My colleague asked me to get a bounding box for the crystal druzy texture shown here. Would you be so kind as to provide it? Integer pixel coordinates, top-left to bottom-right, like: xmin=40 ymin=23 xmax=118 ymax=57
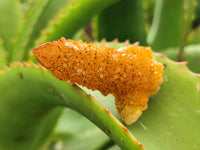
xmin=33 ymin=37 xmax=164 ymax=125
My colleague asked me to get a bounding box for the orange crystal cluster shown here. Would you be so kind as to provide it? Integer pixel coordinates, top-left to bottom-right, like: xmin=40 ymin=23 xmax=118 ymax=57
xmin=33 ymin=37 xmax=164 ymax=125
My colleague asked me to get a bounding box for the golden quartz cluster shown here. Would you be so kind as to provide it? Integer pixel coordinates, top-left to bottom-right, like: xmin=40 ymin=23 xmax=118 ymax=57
xmin=33 ymin=37 xmax=164 ymax=125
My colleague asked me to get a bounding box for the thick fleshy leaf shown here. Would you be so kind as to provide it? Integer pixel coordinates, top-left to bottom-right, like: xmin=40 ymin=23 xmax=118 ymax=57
xmin=0 ymin=0 xmax=22 ymax=52
xmin=90 ymin=41 xmax=200 ymax=149
xmin=147 ymin=0 xmax=196 ymax=51
xmin=9 ymin=0 xmax=51 ymax=62
xmin=24 ymin=0 xmax=70 ymax=60
xmin=95 ymin=0 xmax=147 ymax=45
xmin=36 ymin=0 xmax=120 ymax=44
xmin=0 ymin=39 xmax=7 ymax=69
xmin=187 ymin=26 xmax=200 ymax=45
xmin=2 ymin=40 xmax=200 ymax=150
xmin=82 ymin=56 xmax=200 ymax=149
xmin=0 ymin=63 xmax=142 ymax=150
xmin=129 ymin=54 xmax=200 ymax=150
xmin=163 ymin=45 xmax=200 ymax=73
xmin=40 ymin=109 xmax=111 ymax=150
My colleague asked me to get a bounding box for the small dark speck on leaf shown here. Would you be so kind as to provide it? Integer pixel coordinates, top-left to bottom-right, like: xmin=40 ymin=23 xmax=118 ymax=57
xmin=163 ymin=63 xmax=167 ymax=68
xmin=19 ymin=73 xmax=23 ymax=79
xmin=106 ymin=128 xmax=111 ymax=133
xmin=72 ymin=84 xmax=77 ymax=87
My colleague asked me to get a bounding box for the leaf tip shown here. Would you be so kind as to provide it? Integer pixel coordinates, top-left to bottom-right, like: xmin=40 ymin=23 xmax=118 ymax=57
xmin=101 ymin=38 xmax=106 ymax=43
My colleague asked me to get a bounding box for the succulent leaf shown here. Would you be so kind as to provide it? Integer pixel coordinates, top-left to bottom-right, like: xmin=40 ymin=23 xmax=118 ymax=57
xmin=148 ymin=0 xmax=196 ymax=51
xmin=0 ymin=63 xmax=64 ymax=150
xmin=36 ymin=0 xmax=120 ymax=44
xmin=128 ymin=54 xmax=200 ymax=150
xmin=95 ymin=0 xmax=147 ymax=45
xmin=40 ymin=109 xmax=111 ymax=150
xmin=0 ymin=39 xmax=7 ymax=69
xmin=187 ymin=26 xmax=200 ymax=45
xmin=1 ymin=39 xmax=200 ymax=149
xmin=24 ymin=0 xmax=70 ymax=60
xmin=0 ymin=0 xmax=22 ymax=52
xmin=163 ymin=45 xmax=200 ymax=73
xmin=9 ymin=0 xmax=51 ymax=62
xmin=92 ymin=41 xmax=200 ymax=149
xmin=0 ymin=62 xmax=143 ymax=150
xmin=0 ymin=0 xmax=200 ymax=149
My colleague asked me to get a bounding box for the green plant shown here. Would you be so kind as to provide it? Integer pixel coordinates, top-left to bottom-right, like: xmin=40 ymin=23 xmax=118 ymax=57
xmin=0 ymin=0 xmax=200 ymax=150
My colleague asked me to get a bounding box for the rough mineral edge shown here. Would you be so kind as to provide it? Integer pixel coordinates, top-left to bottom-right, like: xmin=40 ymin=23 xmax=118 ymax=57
xmin=32 ymin=37 xmax=164 ymax=125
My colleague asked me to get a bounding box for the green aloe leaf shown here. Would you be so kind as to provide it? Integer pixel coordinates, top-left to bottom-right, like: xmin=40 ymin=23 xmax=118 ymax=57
xmin=9 ymin=0 xmax=52 ymax=62
xmin=0 ymin=39 xmax=7 ymax=69
xmin=36 ymin=0 xmax=120 ymax=44
xmin=162 ymin=45 xmax=200 ymax=73
xmin=129 ymin=54 xmax=200 ymax=150
xmin=187 ymin=26 xmax=200 ymax=45
xmin=95 ymin=0 xmax=147 ymax=45
xmin=32 ymin=40 xmax=200 ymax=149
xmin=0 ymin=62 xmax=142 ymax=150
xmin=91 ymin=41 xmax=200 ymax=149
xmin=0 ymin=63 xmax=64 ymax=150
xmin=0 ymin=0 xmax=22 ymax=52
xmin=82 ymin=55 xmax=200 ymax=149
xmin=1 ymin=40 xmax=200 ymax=149
xmin=40 ymin=109 xmax=111 ymax=150
xmin=147 ymin=0 xmax=196 ymax=51
xmin=24 ymin=0 xmax=70 ymax=60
